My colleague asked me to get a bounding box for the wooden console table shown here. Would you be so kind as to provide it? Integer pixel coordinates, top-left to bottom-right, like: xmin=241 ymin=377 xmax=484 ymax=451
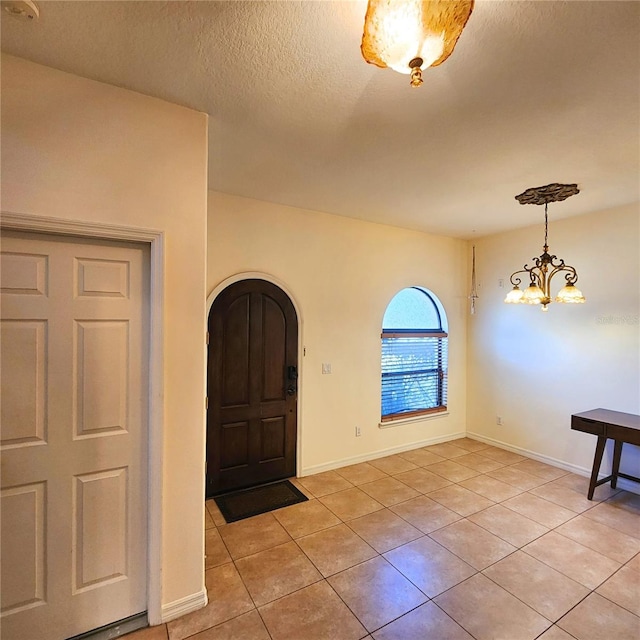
xmin=571 ymin=408 xmax=640 ymax=499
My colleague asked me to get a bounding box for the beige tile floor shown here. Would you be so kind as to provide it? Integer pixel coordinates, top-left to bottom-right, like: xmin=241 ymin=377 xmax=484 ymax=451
xmin=125 ymin=438 xmax=640 ymax=640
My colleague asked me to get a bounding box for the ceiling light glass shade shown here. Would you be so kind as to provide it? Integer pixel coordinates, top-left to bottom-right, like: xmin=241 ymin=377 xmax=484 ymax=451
xmin=555 ymin=284 xmax=586 ymax=304
xmin=504 ymin=286 xmax=524 ymax=304
xmin=361 ymin=0 xmax=474 ymax=85
xmin=522 ymin=285 xmax=545 ymax=305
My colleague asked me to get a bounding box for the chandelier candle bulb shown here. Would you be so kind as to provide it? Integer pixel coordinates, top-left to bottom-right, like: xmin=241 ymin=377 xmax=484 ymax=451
xmin=505 ymin=183 xmax=585 ymax=311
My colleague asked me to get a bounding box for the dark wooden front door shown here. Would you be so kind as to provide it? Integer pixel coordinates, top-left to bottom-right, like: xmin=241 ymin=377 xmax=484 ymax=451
xmin=206 ymin=279 xmax=298 ymax=496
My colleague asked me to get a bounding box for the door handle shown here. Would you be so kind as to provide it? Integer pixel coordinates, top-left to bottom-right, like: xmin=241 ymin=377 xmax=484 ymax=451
xmin=286 ymin=365 xmax=297 ymax=396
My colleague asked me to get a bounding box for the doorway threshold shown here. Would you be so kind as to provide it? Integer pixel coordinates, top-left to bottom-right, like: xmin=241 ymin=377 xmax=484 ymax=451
xmin=66 ymin=612 xmax=147 ymax=640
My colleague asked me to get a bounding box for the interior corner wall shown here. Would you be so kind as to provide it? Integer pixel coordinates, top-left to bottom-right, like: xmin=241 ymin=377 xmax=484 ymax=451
xmin=1 ymin=55 xmax=209 ymax=611
xmin=207 ymin=191 xmax=469 ymax=473
xmin=467 ymin=203 xmax=640 ymax=481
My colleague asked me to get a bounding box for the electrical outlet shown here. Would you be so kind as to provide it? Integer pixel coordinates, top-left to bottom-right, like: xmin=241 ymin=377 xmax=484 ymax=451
xmin=496 ymin=416 xmax=503 ymax=426
xmin=498 ymin=279 xmax=504 ymax=288
xmin=355 ymin=426 xmax=361 ymax=437
xmin=322 ymin=363 xmax=332 ymax=374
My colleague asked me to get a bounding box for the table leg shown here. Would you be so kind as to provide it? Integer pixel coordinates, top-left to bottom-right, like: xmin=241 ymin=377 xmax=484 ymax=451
xmin=611 ymin=440 xmax=623 ymax=489
xmin=588 ymin=436 xmax=607 ymax=500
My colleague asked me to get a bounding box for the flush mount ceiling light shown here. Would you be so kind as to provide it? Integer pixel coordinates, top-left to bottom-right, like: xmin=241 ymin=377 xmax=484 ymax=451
xmin=505 ymin=183 xmax=585 ymax=312
xmin=361 ymin=0 xmax=474 ymax=87
xmin=1 ymin=0 xmax=39 ymax=20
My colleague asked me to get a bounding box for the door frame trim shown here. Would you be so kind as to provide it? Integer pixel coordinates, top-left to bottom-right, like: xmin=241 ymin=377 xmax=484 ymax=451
xmin=0 ymin=211 xmax=164 ymax=626
xmin=207 ymin=272 xmax=303 ymax=479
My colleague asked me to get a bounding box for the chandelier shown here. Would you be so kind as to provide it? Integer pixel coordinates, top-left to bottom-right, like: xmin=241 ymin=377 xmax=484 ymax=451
xmin=504 ymin=183 xmax=585 ymax=311
xmin=361 ymin=0 xmax=474 ymax=87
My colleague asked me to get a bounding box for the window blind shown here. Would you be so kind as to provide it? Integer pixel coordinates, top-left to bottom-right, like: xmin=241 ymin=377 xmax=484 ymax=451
xmin=381 ymin=334 xmax=448 ymax=419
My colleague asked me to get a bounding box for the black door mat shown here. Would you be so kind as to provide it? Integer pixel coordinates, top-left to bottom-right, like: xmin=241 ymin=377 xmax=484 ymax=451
xmin=214 ymin=479 xmax=308 ymax=523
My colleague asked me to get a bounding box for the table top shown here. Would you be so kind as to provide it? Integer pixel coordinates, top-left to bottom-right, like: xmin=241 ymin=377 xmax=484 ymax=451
xmin=572 ymin=408 xmax=640 ymax=431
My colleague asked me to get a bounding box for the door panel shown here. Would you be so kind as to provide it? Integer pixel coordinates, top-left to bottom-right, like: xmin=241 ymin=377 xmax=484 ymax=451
xmin=221 ymin=294 xmax=251 ymax=408
xmin=73 ymin=468 xmax=128 ymax=592
xmin=75 ymin=320 xmax=129 ymax=436
xmin=261 ymin=295 xmax=286 ymax=402
xmin=220 ymin=421 xmax=250 ymax=470
xmin=0 ymin=482 xmax=46 ymax=615
xmin=0 ymin=251 xmax=48 ymax=295
xmin=260 ymin=417 xmax=286 ymax=461
xmin=0 ymin=231 xmax=148 ymax=640
xmin=207 ymin=279 xmax=298 ymax=496
xmin=0 ymin=320 xmax=47 ymax=447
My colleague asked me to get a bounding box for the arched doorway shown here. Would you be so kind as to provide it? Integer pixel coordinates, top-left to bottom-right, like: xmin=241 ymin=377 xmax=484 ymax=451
xmin=206 ymin=279 xmax=299 ymax=496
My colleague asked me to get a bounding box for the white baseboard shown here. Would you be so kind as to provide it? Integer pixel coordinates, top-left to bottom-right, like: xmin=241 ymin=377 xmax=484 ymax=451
xmin=301 ymin=431 xmax=466 ymax=477
xmin=466 ymin=431 xmax=640 ymax=495
xmin=299 ymin=429 xmax=639 ymax=494
xmin=465 ymin=431 xmax=589 ymax=474
xmin=161 ymin=589 xmax=208 ymax=623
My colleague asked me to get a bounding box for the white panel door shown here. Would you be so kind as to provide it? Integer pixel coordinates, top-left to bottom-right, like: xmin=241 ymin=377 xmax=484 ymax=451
xmin=1 ymin=231 xmax=148 ymax=640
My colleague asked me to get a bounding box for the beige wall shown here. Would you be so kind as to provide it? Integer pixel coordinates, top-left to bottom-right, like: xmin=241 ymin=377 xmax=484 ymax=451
xmin=467 ymin=203 xmax=640 ymax=480
xmin=208 ymin=191 xmax=469 ymax=473
xmin=1 ymin=55 xmax=208 ymax=612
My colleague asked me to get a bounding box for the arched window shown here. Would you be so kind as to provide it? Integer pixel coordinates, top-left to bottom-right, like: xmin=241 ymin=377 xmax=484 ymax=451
xmin=381 ymin=287 xmax=448 ymax=421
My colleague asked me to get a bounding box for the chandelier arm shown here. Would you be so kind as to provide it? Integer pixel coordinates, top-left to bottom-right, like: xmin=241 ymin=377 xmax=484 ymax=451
xmin=547 ymin=254 xmax=566 ymax=269
xmin=509 ymin=267 xmax=543 ymax=288
xmin=523 ymin=259 xmax=537 ymax=271
xmin=566 ymin=267 xmax=579 ymax=285
xmin=548 ymin=264 xmax=579 ymax=286
xmin=530 ymin=256 xmax=547 ymax=270
xmin=523 ymin=264 xmax=543 ymax=287
xmin=531 ymin=270 xmax=543 ymax=288
xmin=508 ymin=269 xmax=529 ymax=287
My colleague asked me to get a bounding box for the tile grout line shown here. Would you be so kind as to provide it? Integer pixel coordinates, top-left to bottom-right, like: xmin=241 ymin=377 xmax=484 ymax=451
xmin=195 ymin=449 xmax=638 ymax=640
xmin=591 ymin=551 xmax=640 ymax=618
xmin=206 ymin=507 xmax=282 ymax=639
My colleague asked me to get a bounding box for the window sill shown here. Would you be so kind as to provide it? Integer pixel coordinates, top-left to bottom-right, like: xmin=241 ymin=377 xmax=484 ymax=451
xmin=378 ymin=411 xmax=449 ymax=429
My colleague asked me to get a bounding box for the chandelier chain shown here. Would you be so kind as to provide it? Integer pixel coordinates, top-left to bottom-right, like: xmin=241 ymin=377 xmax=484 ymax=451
xmin=544 ymin=203 xmax=548 ymax=250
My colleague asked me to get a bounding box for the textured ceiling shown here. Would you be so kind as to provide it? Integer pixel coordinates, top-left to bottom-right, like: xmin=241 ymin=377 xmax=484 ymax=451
xmin=2 ymin=0 xmax=639 ymax=238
